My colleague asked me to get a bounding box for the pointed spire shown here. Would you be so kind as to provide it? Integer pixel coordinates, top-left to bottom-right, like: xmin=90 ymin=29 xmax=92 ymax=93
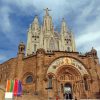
xmin=27 ymin=24 xmax=32 ymax=34
xmin=32 ymin=15 xmax=40 ymax=31
xmin=92 ymin=47 xmax=94 ymax=50
xmin=33 ymin=15 xmax=39 ymax=24
xmin=62 ymin=18 xmax=66 ymax=25
xmin=91 ymin=47 xmax=97 ymax=53
xmin=61 ymin=18 xmax=67 ymax=33
xmin=70 ymin=30 xmax=76 ymax=51
xmin=43 ymin=8 xmax=53 ymax=33
xmin=52 ymin=25 xmax=54 ymax=33
xmin=40 ymin=25 xmax=43 ymax=33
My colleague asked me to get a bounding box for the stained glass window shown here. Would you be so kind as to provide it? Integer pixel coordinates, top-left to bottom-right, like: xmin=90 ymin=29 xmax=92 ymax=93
xmin=26 ymin=76 xmax=33 ymax=83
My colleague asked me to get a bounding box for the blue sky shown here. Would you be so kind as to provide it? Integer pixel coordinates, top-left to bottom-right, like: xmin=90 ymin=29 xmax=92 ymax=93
xmin=0 ymin=0 xmax=100 ymax=63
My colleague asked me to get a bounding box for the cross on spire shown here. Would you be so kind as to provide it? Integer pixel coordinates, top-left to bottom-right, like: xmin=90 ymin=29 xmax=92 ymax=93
xmin=44 ymin=8 xmax=51 ymax=16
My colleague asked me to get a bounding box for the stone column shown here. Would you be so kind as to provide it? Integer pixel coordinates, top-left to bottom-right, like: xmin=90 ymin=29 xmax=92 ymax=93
xmin=36 ymin=49 xmax=45 ymax=95
xmin=16 ymin=42 xmax=25 ymax=80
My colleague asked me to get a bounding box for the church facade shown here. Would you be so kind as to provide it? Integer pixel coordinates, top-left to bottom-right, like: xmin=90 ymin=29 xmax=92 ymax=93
xmin=26 ymin=8 xmax=76 ymax=55
xmin=0 ymin=8 xmax=100 ymax=99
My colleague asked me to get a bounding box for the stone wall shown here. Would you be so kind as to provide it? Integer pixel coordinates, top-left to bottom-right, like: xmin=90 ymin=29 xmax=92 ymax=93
xmin=0 ymin=49 xmax=100 ymax=99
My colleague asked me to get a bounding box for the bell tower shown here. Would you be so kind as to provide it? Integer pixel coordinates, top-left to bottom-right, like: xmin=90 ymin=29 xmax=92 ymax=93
xmin=31 ymin=16 xmax=40 ymax=53
xmin=26 ymin=15 xmax=40 ymax=55
xmin=17 ymin=42 xmax=25 ymax=79
xmin=60 ymin=18 xmax=76 ymax=52
xmin=43 ymin=8 xmax=53 ymax=33
xmin=18 ymin=42 xmax=25 ymax=54
xmin=26 ymin=8 xmax=76 ymax=56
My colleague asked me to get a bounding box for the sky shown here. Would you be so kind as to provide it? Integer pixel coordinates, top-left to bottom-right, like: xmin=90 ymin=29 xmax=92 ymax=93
xmin=0 ymin=0 xmax=100 ymax=63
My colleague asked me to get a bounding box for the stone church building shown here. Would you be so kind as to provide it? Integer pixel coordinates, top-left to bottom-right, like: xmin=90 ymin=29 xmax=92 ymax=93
xmin=0 ymin=8 xmax=100 ymax=99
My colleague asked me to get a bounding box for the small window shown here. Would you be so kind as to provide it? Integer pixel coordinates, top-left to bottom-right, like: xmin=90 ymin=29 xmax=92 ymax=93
xmin=84 ymin=77 xmax=88 ymax=91
xmin=48 ymin=76 xmax=53 ymax=89
xmin=67 ymin=47 xmax=70 ymax=52
xmin=26 ymin=76 xmax=33 ymax=83
xmin=32 ymin=36 xmax=34 ymax=37
xmin=34 ymin=44 xmax=37 ymax=51
xmin=48 ymin=78 xmax=52 ymax=88
xmin=21 ymin=48 xmax=23 ymax=52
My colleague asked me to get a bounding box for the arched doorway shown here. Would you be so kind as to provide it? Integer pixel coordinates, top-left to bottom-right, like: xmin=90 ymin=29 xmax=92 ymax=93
xmin=64 ymin=83 xmax=72 ymax=99
xmin=47 ymin=57 xmax=89 ymax=99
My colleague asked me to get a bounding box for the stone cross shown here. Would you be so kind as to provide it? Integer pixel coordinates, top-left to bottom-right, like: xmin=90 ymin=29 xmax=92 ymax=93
xmin=44 ymin=8 xmax=51 ymax=16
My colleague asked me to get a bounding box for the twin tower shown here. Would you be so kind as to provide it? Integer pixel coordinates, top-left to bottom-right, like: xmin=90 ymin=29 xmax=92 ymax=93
xmin=26 ymin=8 xmax=76 ymax=55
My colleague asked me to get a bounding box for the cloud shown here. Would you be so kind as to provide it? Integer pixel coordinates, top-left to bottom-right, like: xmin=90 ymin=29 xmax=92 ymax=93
xmin=2 ymin=0 xmax=89 ymax=21
xmin=0 ymin=5 xmax=19 ymax=43
xmin=0 ymin=5 xmax=12 ymax=33
xmin=75 ymin=2 xmax=100 ymax=59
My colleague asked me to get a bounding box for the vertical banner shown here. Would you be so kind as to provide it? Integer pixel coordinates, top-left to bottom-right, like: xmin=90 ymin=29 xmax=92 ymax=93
xmin=5 ymin=79 xmax=22 ymax=99
xmin=6 ymin=80 xmax=10 ymax=92
xmin=13 ymin=80 xmax=18 ymax=96
xmin=17 ymin=80 xmax=22 ymax=96
xmin=5 ymin=80 xmax=13 ymax=100
xmin=10 ymin=80 xmax=14 ymax=92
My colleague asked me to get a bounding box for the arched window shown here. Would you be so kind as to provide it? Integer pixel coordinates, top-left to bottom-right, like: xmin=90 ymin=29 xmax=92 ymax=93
xmin=84 ymin=77 xmax=88 ymax=91
xmin=48 ymin=75 xmax=53 ymax=89
xmin=34 ymin=44 xmax=37 ymax=51
xmin=26 ymin=76 xmax=33 ymax=83
xmin=57 ymin=41 xmax=59 ymax=50
xmin=67 ymin=47 xmax=70 ymax=52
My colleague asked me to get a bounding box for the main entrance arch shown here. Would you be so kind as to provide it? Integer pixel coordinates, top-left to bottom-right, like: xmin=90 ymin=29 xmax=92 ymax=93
xmin=47 ymin=57 xmax=89 ymax=99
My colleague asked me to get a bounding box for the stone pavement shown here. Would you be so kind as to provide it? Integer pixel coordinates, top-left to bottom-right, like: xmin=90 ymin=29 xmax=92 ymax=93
xmin=14 ymin=94 xmax=47 ymax=100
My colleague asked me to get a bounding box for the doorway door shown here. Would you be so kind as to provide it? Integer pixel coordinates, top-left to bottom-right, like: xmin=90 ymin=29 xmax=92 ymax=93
xmin=64 ymin=83 xmax=73 ymax=99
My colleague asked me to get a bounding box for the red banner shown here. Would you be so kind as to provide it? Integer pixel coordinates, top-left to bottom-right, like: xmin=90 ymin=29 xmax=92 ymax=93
xmin=13 ymin=80 xmax=18 ymax=96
